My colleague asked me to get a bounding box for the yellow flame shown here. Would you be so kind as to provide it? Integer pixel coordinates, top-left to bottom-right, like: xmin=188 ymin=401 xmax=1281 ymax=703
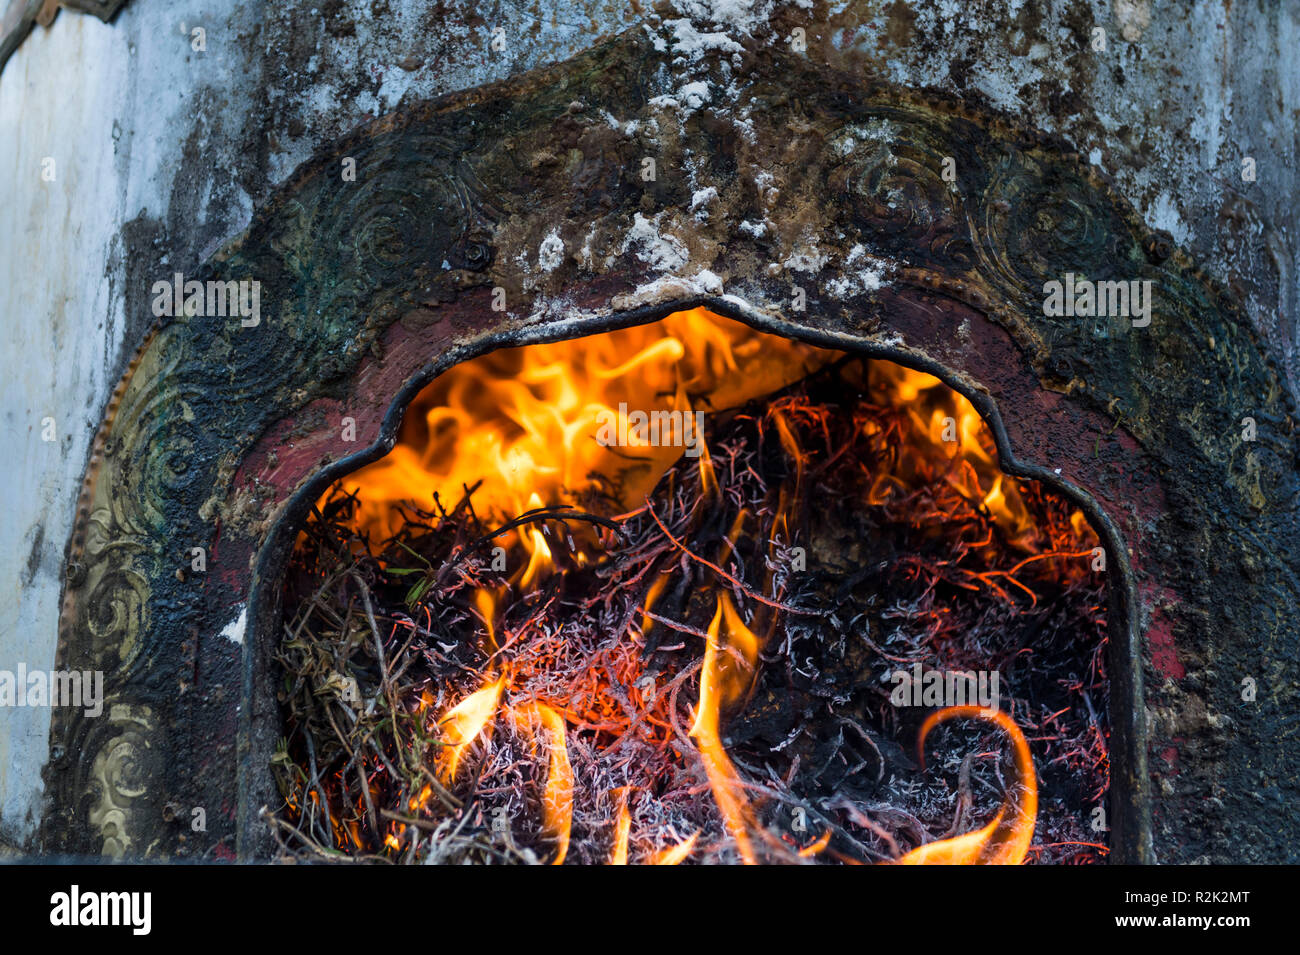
xmin=690 ymin=593 xmax=762 ymax=864
xmin=409 ymin=783 xmax=433 ymax=813
xmin=511 ymin=701 xmax=573 ymax=865
xmin=894 ymin=706 xmax=1038 ymax=865
xmin=436 ymin=674 xmax=506 ymax=783
xmin=334 ymin=308 xmax=1055 ymax=581
xmin=518 ymin=492 xmax=555 ymax=588
xmin=474 ymin=588 xmax=500 ymax=651
xmin=866 ymin=361 xmax=1034 ymax=540
xmin=340 ymin=309 xmax=835 ymax=560
xmin=651 ymin=831 xmax=699 ymax=865
xmin=609 ymin=792 xmax=632 ymax=866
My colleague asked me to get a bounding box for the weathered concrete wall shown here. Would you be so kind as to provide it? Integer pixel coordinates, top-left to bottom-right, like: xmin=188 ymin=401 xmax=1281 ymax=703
xmin=1 ymin=0 xmax=1296 ymax=852
xmin=812 ymin=0 xmax=1299 ymax=397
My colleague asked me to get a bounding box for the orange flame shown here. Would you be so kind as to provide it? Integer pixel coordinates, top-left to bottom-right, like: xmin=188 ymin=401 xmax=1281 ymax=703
xmin=650 ymin=831 xmax=699 ymax=865
xmin=798 ymin=830 xmax=833 ymax=858
xmin=342 ymin=309 xmax=835 ymax=563
xmin=867 ymin=362 xmax=1036 ymax=542
xmin=511 ymin=701 xmax=573 ymax=865
xmin=609 ymin=790 xmax=632 ymax=865
xmin=436 ymin=674 xmax=506 ymax=783
xmin=339 ymin=308 xmax=1079 ymax=586
xmin=690 ymin=593 xmax=763 ymax=864
xmin=894 ymin=706 xmax=1038 ymax=865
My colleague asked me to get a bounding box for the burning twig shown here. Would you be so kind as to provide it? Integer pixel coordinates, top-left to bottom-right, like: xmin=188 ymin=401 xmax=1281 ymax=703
xmin=272 ymin=345 xmax=1107 ymax=865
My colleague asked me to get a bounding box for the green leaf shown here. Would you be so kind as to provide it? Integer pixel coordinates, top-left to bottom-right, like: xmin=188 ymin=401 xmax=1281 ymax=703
xmin=406 ymin=577 xmax=432 ymax=606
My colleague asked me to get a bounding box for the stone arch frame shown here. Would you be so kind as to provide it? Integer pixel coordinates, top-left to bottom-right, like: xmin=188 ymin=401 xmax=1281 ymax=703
xmin=46 ymin=25 xmax=1297 ymax=863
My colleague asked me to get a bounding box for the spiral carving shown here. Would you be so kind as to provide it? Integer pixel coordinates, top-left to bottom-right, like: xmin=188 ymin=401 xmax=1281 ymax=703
xmin=82 ymin=560 xmax=150 ymax=676
xmin=827 ymin=117 xmax=974 ymax=272
xmin=301 ymin=132 xmax=490 ymax=322
xmin=84 ymin=708 xmax=157 ymax=859
xmin=975 ymin=154 xmax=1131 ymax=302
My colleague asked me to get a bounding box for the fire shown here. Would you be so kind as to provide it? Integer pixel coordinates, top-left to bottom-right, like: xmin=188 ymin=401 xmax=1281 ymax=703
xmin=510 ymin=701 xmax=573 ymax=865
xmin=689 ymin=593 xmax=763 ymax=864
xmin=650 ymin=832 xmax=699 ymax=865
xmin=518 ymin=492 xmax=555 ymax=589
xmin=868 ymin=362 xmax=1035 ymax=542
xmin=342 ymin=309 xmax=835 ymax=559
xmin=344 ymin=309 xmax=1047 ymax=574
xmin=437 ymin=674 xmax=506 ymax=783
xmin=895 ymin=706 xmax=1038 ymax=865
xmin=289 ymin=307 xmax=1099 ymax=864
xmin=609 ymin=792 xmax=632 ymax=865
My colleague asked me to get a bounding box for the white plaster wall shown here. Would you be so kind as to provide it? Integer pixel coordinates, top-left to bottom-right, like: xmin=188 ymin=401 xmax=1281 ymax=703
xmin=0 ymin=13 xmax=143 ymax=847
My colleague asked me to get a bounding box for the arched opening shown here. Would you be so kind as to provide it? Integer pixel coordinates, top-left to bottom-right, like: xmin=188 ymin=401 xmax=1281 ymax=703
xmin=267 ymin=308 xmax=1112 ymax=864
